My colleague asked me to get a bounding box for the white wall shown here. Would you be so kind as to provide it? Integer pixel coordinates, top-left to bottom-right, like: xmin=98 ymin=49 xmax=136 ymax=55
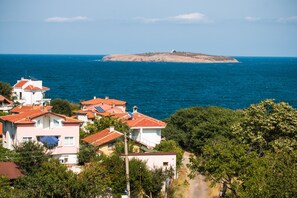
xmin=127 ymin=154 xmax=177 ymax=179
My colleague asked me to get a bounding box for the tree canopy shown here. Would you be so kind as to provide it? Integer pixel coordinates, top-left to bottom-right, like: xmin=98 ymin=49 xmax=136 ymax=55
xmin=162 ymin=106 xmax=242 ymax=154
xmin=0 ymin=81 xmax=12 ymax=100
xmin=50 ymin=98 xmax=72 ymax=116
xmin=189 ymin=100 xmax=297 ymax=197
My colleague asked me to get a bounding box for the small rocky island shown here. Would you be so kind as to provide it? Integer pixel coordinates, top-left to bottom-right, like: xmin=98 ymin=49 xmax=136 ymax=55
xmin=102 ymin=51 xmax=238 ymax=63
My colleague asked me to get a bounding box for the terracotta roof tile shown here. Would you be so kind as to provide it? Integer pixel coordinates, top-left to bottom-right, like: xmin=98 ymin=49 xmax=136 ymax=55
xmin=83 ymin=128 xmax=123 ymax=147
xmin=0 ymin=123 xmax=2 ymax=136
xmin=0 ymin=95 xmax=13 ymax=105
xmin=14 ymin=80 xmax=28 ymax=88
xmin=24 ymin=85 xmax=42 ymax=91
xmin=1 ymin=110 xmax=81 ymax=125
xmin=81 ymin=98 xmax=126 ymax=106
xmin=124 ymin=113 xmax=166 ymax=128
xmin=10 ymin=105 xmax=52 ymax=113
xmin=0 ymin=162 xmax=24 ymax=179
xmin=42 ymin=86 xmax=50 ymax=91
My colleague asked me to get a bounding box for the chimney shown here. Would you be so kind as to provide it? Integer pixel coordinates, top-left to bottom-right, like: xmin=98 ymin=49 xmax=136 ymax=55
xmin=109 ymin=126 xmax=114 ymax=132
xmin=133 ymin=106 xmax=138 ymax=113
xmin=94 ymin=96 xmax=96 ymax=99
xmin=105 ymin=96 xmax=109 ymax=100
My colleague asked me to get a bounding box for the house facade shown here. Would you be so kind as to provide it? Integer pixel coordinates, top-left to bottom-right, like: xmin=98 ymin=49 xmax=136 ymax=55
xmin=123 ymin=107 xmax=167 ymax=148
xmin=1 ymin=110 xmax=81 ymax=164
xmin=82 ymin=126 xmax=124 ymax=156
xmin=126 ymin=152 xmax=177 ymax=179
xmin=0 ymin=95 xmax=13 ymax=113
xmin=13 ymin=77 xmax=50 ymax=106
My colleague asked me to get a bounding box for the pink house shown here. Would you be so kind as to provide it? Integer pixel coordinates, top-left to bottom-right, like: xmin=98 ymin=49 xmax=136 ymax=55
xmin=0 ymin=110 xmax=81 ymax=164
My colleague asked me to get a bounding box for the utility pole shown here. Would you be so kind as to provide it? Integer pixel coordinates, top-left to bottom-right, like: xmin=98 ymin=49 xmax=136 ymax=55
xmin=124 ymin=132 xmax=131 ymax=198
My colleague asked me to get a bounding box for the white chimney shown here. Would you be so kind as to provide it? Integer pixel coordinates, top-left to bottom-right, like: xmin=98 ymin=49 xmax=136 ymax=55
xmin=94 ymin=96 xmax=96 ymax=99
xmin=105 ymin=96 xmax=109 ymax=99
xmin=109 ymin=126 xmax=114 ymax=132
xmin=133 ymin=106 xmax=138 ymax=113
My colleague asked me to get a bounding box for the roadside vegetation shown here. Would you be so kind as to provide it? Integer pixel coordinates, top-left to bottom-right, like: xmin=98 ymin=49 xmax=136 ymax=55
xmin=163 ymin=100 xmax=297 ymax=197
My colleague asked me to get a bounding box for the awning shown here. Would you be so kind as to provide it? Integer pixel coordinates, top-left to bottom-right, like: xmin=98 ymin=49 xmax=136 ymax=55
xmin=40 ymin=136 xmax=59 ymax=147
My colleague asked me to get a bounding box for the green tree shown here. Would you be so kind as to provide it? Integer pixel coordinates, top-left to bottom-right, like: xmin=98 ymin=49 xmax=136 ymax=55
xmin=84 ymin=116 xmax=129 ymax=135
xmin=14 ymin=141 xmax=50 ymax=173
xmin=74 ymin=160 xmax=112 ymax=198
xmin=189 ymin=136 xmax=252 ymax=197
xmin=240 ymin=149 xmax=297 ymax=198
xmin=0 ymin=81 xmax=12 ymax=100
xmin=0 ymin=176 xmax=28 ymax=198
xmin=163 ymin=106 xmax=242 ymax=154
xmin=129 ymin=158 xmax=168 ymax=198
xmin=155 ymin=140 xmax=184 ymax=168
xmin=78 ymin=142 xmax=97 ymax=165
xmin=15 ymin=160 xmax=75 ymax=198
xmin=233 ymin=99 xmax=297 ymax=154
xmin=50 ymin=98 xmax=72 ymax=116
xmin=0 ymin=145 xmax=16 ymax=161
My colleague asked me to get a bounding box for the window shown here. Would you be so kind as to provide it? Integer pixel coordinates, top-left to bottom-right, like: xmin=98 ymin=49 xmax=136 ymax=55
xmin=22 ymin=137 xmax=33 ymax=143
xmin=163 ymin=162 xmax=169 ymax=167
xmin=53 ymin=119 xmax=60 ymax=127
xmin=64 ymin=137 xmax=74 ymax=146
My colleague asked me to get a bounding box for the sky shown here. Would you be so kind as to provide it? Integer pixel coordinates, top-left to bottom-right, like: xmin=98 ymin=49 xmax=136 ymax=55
xmin=0 ymin=0 xmax=296 ymax=56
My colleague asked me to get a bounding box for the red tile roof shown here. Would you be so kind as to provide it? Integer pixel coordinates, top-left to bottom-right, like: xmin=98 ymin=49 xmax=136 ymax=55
xmin=24 ymin=85 xmax=42 ymax=91
xmin=124 ymin=113 xmax=166 ymax=128
xmin=81 ymin=98 xmax=126 ymax=106
xmin=1 ymin=110 xmax=81 ymax=125
xmin=0 ymin=123 xmax=2 ymax=136
xmin=83 ymin=128 xmax=123 ymax=147
xmin=14 ymin=80 xmax=28 ymax=88
xmin=0 ymin=95 xmax=13 ymax=105
xmin=10 ymin=105 xmax=52 ymax=113
xmin=0 ymin=162 xmax=24 ymax=179
xmin=42 ymin=86 xmax=50 ymax=91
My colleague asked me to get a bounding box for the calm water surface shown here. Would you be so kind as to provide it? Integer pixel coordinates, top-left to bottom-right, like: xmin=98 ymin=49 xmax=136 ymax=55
xmin=0 ymin=55 xmax=297 ymax=119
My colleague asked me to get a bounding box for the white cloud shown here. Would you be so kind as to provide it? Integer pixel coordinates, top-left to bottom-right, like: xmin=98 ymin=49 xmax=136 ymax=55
xmin=135 ymin=12 xmax=212 ymax=24
xmin=170 ymin=12 xmax=210 ymax=23
xmin=245 ymin=16 xmax=261 ymax=22
xmin=277 ymin=16 xmax=297 ymax=23
xmin=45 ymin=16 xmax=90 ymax=23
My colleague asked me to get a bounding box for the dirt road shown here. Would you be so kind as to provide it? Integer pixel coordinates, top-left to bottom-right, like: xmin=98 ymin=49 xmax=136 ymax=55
xmin=183 ymin=152 xmax=209 ymax=198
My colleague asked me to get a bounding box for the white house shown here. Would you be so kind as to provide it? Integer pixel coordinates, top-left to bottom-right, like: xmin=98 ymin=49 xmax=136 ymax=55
xmin=13 ymin=77 xmax=51 ymax=106
xmin=125 ymin=152 xmax=177 ymax=179
xmin=122 ymin=107 xmax=167 ymax=148
xmin=0 ymin=95 xmax=13 ymax=113
xmin=0 ymin=110 xmax=81 ymax=164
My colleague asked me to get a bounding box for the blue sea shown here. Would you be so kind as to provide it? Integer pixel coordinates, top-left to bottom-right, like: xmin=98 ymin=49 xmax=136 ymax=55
xmin=0 ymin=55 xmax=297 ymax=119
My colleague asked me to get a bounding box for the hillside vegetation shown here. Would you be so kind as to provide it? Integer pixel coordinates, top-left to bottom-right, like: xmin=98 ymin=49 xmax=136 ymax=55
xmin=163 ymin=100 xmax=297 ymax=197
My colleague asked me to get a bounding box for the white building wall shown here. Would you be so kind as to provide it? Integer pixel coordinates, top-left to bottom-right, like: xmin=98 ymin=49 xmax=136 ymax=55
xmin=128 ymin=154 xmax=177 ymax=179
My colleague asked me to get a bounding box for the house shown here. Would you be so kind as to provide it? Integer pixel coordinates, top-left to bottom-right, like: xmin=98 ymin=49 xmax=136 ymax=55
xmin=81 ymin=96 xmax=127 ymax=112
xmin=82 ymin=126 xmax=124 ymax=156
xmin=76 ymin=96 xmax=127 ymax=127
xmin=0 ymin=95 xmax=13 ymax=112
xmin=120 ymin=107 xmax=166 ymax=148
xmin=13 ymin=77 xmax=50 ymax=106
xmin=0 ymin=162 xmax=23 ymax=180
xmin=10 ymin=104 xmax=52 ymax=114
xmin=125 ymin=152 xmax=177 ymax=179
xmin=0 ymin=110 xmax=81 ymax=164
